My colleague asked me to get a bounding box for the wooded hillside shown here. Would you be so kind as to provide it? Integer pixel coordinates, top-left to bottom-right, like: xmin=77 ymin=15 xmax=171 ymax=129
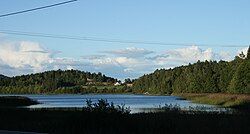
xmin=0 ymin=70 xmax=117 ymax=94
xmin=132 ymin=47 xmax=250 ymax=94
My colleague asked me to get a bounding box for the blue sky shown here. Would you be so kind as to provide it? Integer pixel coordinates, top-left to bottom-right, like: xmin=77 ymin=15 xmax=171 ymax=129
xmin=0 ymin=0 xmax=249 ymax=79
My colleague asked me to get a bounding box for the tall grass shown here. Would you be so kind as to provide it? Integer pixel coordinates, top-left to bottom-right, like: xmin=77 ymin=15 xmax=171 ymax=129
xmin=176 ymin=93 xmax=250 ymax=111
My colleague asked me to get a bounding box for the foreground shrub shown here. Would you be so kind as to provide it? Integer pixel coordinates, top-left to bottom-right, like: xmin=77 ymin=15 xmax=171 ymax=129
xmin=83 ymin=99 xmax=130 ymax=114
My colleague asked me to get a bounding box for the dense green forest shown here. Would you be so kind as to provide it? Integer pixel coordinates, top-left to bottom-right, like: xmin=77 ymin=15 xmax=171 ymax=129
xmin=0 ymin=70 xmax=131 ymax=94
xmin=132 ymin=47 xmax=250 ymax=94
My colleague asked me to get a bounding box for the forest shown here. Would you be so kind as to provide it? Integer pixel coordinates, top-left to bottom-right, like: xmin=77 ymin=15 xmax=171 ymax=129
xmin=132 ymin=46 xmax=250 ymax=94
xmin=0 ymin=70 xmax=128 ymax=94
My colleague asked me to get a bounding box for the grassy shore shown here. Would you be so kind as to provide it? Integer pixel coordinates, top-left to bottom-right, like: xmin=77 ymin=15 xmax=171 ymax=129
xmin=175 ymin=93 xmax=250 ymax=110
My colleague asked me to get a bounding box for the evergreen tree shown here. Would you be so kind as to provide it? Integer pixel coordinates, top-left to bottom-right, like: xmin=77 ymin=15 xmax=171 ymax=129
xmin=247 ymin=46 xmax=250 ymax=59
xmin=229 ymin=60 xmax=250 ymax=93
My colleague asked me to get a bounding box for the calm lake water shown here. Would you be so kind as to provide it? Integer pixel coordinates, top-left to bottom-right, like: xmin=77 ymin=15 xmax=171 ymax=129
xmin=4 ymin=94 xmax=225 ymax=113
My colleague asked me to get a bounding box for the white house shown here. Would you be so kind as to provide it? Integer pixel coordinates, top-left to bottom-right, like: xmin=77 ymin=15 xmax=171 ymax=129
xmin=114 ymin=82 xmax=121 ymax=86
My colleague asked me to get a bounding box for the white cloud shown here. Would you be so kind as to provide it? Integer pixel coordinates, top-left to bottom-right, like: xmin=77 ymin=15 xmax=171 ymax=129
xmin=163 ymin=46 xmax=213 ymax=62
xmin=149 ymin=46 xmax=234 ymax=68
xmin=80 ymin=52 xmax=153 ymax=79
xmin=66 ymin=65 xmax=74 ymax=70
xmin=0 ymin=41 xmax=52 ymax=74
xmin=237 ymin=47 xmax=248 ymax=56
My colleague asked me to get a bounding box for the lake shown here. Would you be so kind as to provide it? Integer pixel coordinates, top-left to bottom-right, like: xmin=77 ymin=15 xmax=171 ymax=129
xmin=3 ymin=94 xmax=225 ymax=113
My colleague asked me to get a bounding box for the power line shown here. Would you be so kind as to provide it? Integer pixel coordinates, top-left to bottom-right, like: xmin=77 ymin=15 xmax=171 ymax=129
xmin=0 ymin=0 xmax=77 ymax=18
xmin=0 ymin=30 xmax=247 ymax=48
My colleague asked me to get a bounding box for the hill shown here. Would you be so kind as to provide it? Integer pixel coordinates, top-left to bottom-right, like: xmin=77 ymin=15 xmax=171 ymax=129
xmin=132 ymin=47 xmax=250 ymax=94
xmin=0 ymin=70 xmax=120 ymax=94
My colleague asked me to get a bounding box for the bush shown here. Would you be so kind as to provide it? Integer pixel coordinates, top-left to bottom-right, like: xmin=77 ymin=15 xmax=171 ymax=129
xmin=83 ymin=99 xmax=130 ymax=114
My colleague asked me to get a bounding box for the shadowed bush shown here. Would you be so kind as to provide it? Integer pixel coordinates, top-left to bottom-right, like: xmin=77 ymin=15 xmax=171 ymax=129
xmin=83 ymin=99 xmax=130 ymax=114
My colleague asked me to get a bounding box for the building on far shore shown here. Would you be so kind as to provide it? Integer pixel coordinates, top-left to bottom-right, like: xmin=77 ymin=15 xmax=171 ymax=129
xmin=114 ymin=82 xmax=121 ymax=86
xmin=126 ymin=83 xmax=133 ymax=87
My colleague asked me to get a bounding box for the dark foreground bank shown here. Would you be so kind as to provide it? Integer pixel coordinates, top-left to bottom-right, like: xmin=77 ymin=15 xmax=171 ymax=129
xmin=0 ymin=96 xmax=39 ymax=108
xmin=0 ymin=108 xmax=249 ymax=134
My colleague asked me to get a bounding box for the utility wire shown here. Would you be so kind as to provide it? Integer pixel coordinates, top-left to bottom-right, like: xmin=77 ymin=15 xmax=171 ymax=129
xmin=0 ymin=30 xmax=247 ymax=48
xmin=0 ymin=0 xmax=77 ymax=18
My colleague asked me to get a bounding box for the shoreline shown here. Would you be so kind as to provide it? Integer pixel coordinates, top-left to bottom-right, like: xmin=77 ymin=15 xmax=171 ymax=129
xmin=0 ymin=96 xmax=39 ymax=108
xmin=173 ymin=93 xmax=250 ymax=110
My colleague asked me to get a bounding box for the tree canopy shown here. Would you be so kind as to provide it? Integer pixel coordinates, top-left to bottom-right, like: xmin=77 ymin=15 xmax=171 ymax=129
xmin=133 ymin=46 xmax=250 ymax=94
xmin=0 ymin=70 xmax=119 ymax=94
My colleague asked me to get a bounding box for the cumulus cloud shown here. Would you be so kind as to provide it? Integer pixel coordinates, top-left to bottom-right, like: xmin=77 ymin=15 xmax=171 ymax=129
xmin=0 ymin=41 xmax=91 ymax=76
xmin=81 ymin=48 xmax=156 ymax=79
xmin=0 ymin=41 xmax=52 ymax=74
xmin=237 ymin=47 xmax=248 ymax=56
xmin=149 ymin=46 xmax=234 ymax=67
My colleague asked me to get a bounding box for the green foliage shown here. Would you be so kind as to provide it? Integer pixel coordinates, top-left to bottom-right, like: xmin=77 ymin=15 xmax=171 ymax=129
xmin=133 ymin=48 xmax=250 ymax=94
xmin=84 ymin=99 xmax=130 ymax=114
xmin=229 ymin=60 xmax=250 ymax=93
xmin=247 ymin=45 xmax=250 ymax=60
xmin=0 ymin=70 xmax=118 ymax=94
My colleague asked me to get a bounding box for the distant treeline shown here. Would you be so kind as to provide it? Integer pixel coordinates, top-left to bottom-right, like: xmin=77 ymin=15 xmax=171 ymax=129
xmin=132 ymin=47 xmax=250 ymax=94
xmin=0 ymin=70 xmax=127 ymax=94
